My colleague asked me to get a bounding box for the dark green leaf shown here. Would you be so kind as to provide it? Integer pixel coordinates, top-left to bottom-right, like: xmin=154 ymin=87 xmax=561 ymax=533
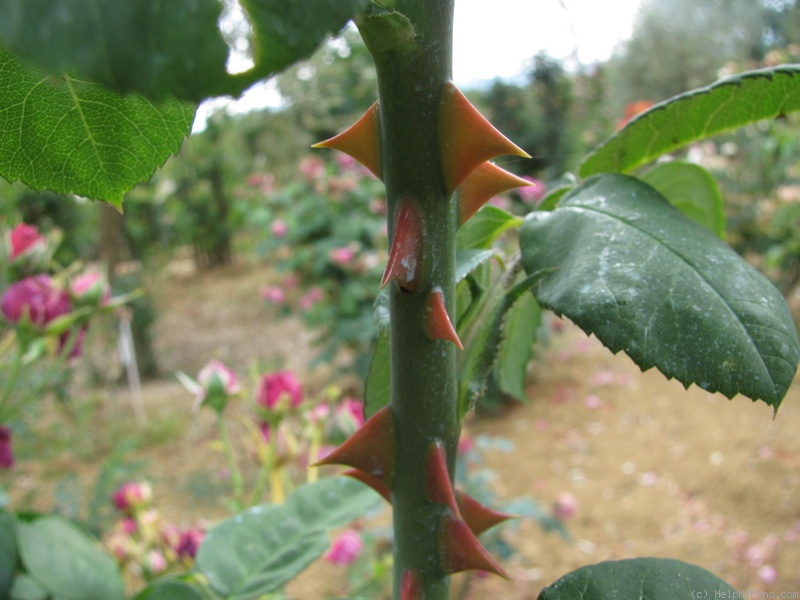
xmin=0 ymin=0 xmax=368 ymax=102
xmin=537 ymin=185 xmax=572 ymax=211
xmin=17 ymin=515 xmax=125 ymax=600
xmin=0 ymin=509 xmax=17 ymax=598
xmin=0 ymin=47 xmax=194 ymax=207
xmin=581 ymin=65 xmax=800 ymax=176
xmin=196 ymin=478 xmax=381 ymax=599
xmin=538 ymin=558 xmax=735 ymax=600
xmin=520 ymin=174 xmax=800 ymax=408
xmin=643 ymin=161 xmax=725 ymax=238
xmin=364 ymin=329 xmax=390 ymax=418
xmin=496 ymin=293 xmax=541 ymax=401
xmin=456 ymin=206 xmax=522 ymax=250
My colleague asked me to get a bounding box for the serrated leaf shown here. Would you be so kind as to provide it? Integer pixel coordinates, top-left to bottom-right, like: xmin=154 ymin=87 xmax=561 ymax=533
xmin=0 ymin=0 xmax=368 ymax=102
xmin=196 ymin=478 xmax=380 ymax=598
xmin=642 ymin=161 xmax=725 ymax=238
xmin=456 ymin=205 xmax=522 ymax=250
xmin=538 ymin=558 xmax=735 ymax=600
xmin=0 ymin=47 xmax=194 ymax=206
xmin=496 ymin=293 xmax=541 ymax=401
xmin=520 ymin=173 xmax=800 ymax=408
xmin=16 ymin=515 xmax=125 ymax=600
xmin=581 ymin=65 xmax=800 ymax=177
xmin=456 ymin=249 xmax=495 ymax=282
xmin=364 ymin=329 xmax=390 ymax=418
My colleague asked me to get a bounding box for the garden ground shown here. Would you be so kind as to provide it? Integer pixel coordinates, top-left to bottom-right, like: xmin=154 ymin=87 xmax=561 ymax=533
xmin=10 ymin=261 xmax=800 ymax=598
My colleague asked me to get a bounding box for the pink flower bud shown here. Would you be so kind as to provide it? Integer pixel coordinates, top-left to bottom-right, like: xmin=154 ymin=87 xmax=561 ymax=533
xmin=8 ymin=224 xmax=46 ymax=260
xmin=257 ymin=371 xmax=303 ymax=410
xmin=260 ymin=285 xmax=286 ymax=305
xmin=329 ymin=246 xmax=356 ymax=266
xmin=271 ymin=219 xmax=288 ymax=238
xmin=0 ymin=426 xmax=14 ymax=469
xmin=298 ymin=287 xmax=324 ymax=312
xmin=146 ymin=549 xmax=168 ymax=575
xmin=111 ymin=481 xmax=153 ymax=514
xmin=336 ymin=398 xmax=365 ymax=430
xmin=757 ymin=564 xmax=778 ymax=584
xmin=1 ymin=275 xmax=71 ymax=329
xmin=553 ymin=492 xmax=577 ymax=521
xmin=70 ymin=270 xmax=110 ymax=307
xmin=193 ymin=360 xmax=240 ymax=414
xmin=325 ymin=529 xmax=363 ymax=566
xmin=175 ymin=527 xmax=205 ymax=559
xmin=517 ymin=176 xmax=547 ymax=203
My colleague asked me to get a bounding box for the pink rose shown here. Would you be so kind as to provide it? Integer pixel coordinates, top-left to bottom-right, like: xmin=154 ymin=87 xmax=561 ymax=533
xmin=70 ymin=270 xmax=111 ymax=307
xmin=9 ymin=223 xmax=46 ymax=260
xmin=325 ymin=529 xmax=363 ymax=566
xmin=336 ymin=398 xmax=365 ymax=429
xmin=111 ymin=481 xmax=153 ymax=514
xmin=329 ymin=246 xmax=356 ymax=266
xmin=260 ymin=285 xmax=286 ymax=305
xmin=257 ymin=371 xmax=303 ymax=410
xmin=1 ymin=275 xmax=71 ymax=329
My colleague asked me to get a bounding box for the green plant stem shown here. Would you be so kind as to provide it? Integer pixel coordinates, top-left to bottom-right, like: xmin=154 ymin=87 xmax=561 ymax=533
xmin=217 ymin=414 xmax=245 ymax=511
xmin=362 ymin=1 xmax=458 ymax=597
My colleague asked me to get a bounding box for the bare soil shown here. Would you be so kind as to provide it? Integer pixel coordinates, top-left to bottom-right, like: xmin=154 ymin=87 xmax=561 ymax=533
xmin=9 ymin=261 xmax=800 ymax=598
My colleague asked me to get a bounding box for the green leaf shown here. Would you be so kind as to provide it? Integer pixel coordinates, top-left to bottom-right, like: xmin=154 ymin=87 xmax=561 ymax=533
xmin=0 ymin=509 xmax=17 ymax=598
xmin=9 ymin=574 xmax=48 ymax=600
xmin=131 ymin=578 xmax=203 ymax=600
xmin=0 ymin=47 xmax=194 ymax=207
xmin=538 ymin=558 xmax=735 ymax=599
xmin=537 ymin=185 xmax=573 ymax=212
xmin=364 ymin=329 xmax=390 ymax=418
xmin=642 ymin=161 xmax=725 ymax=238
xmin=16 ymin=515 xmax=125 ymax=600
xmin=580 ymin=65 xmax=800 ymax=177
xmin=0 ymin=0 xmax=368 ymax=103
xmin=496 ymin=293 xmax=541 ymax=401
xmin=456 ymin=249 xmax=496 ymax=282
xmin=456 ymin=206 xmax=523 ymax=250
xmin=196 ymin=478 xmax=381 ymax=599
xmin=520 ymin=173 xmax=800 ymax=408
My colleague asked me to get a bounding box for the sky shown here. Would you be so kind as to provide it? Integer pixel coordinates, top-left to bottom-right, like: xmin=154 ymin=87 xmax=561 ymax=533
xmin=194 ymin=0 xmax=642 ymax=130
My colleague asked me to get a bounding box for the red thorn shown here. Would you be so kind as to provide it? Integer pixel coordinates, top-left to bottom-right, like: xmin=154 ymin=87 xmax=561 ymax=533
xmin=440 ymin=515 xmax=511 ymax=579
xmin=455 ymin=490 xmax=515 ymax=536
xmin=458 ymin=162 xmax=533 ymax=224
xmin=312 ymin=101 xmax=382 ymax=178
xmin=439 ymin=82 xmax=530 ymax=194
xmin=400 ymin=569 xmax=424 ymax=600
xmin=424 ymin=441 xmax=460 ymax=514
xmin=424 ymin=288 xmax=464 ymax=349
xmin=381 ymin=199 xmax=424 ymax=292
xmin=312 ymin=406 xmax=395 ymax=485
xmin=343 ymin=469 xmax=392 ymax=503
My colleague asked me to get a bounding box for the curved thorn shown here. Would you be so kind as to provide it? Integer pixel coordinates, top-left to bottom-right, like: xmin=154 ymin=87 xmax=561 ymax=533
xmin=400 ymin=569 xmax=424 ymax=600
xmin=312 ymin=406 xmax=395 ymax=485
xmin=343 ymin=468 xmax=392 ymax=503
xmin=424 ymin=441 xmax=460 ymax=514
xmin=458 ymin=162 xmax=533 ymax=224
xmin=424 ymin=288 xmax=464 ymax=349
xmin=439 ymin=515 xmax=511 ymax=579
xmin=312 ymin=101 xmax=382 ymax=178
xmin=381 ymin=199 xmax=424 ymax=292
xmin=439 ymin=82 xmax=530 ymax=194
xmin=455 ymin=490 xmax=516 ymax=536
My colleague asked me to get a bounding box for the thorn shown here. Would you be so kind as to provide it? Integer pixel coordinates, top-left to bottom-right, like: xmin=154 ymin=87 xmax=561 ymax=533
xmin=458 ymin=162 xmax=533 ymax=224
xmin=381 ymin=199 xmax=424 ymax=292
xmin=343 ymin=468 xmax=392 ymax=503
xmin=424 ymin=288 xmax=463 ymax=349
xmin=455 ymin=490 xmax=516 ymax=536
xmin=439 ymin=82 xmax=530 ymax=194
xmin=424 ymin=441 xmax=460 ymax=514
xmin=312 ymin=406 xmax=395 ymax=485
xmin=312 ymin=101 xmax=381 ymax=178
xmin=440 ymin=514 xmax=511 ymax=579
xmin=400 ymin=569 xmax=424 ymax=600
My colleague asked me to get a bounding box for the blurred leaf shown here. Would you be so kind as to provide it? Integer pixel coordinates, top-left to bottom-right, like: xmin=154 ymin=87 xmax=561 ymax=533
xmin=456 ymin=249 xmax=495 ymax=282
xmin=0 ymin=0 xmax=368 ymax=102
xmin=364 ymin=329 xmax=390 ymax=418
xmin=496 ymin=293 xmax=541 ymax=401
xmin=580 ymin=65 xmax=800 ymax=176
xmin=456 ymin=206 xmax=522 ymax=250
xmin=196 ymin=478 xmax=381 ymax=599
xmin=0 ymin=509 xmax=17 ymax=598
xmin=0 ymin=47 xmax=194 ymax=207
xmin=537 ymin=185 xmax=572 ymax=211
xmin=16 ymin=515 xmax=125 ymax=600
xmin=131 ymin=578 xmax=203 ymax=600
xmin=538 ymin=558 xmax=734 ymax=599
xmin=642 ymin=161 xmax=725 ymax=238
xmin=520 ymin=174 xmax=800 ymax=408
xmin=9 ymin=574 xmax=48 ymax=600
